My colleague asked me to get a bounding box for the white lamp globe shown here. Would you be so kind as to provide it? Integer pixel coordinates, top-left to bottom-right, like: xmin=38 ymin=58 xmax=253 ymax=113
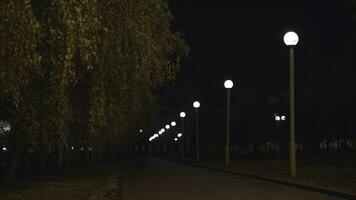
xmin=161 ymin=128 xmax=165 ymax=133
xmin=180 ymin=112 xmax=186 ymax=118
xmin=281 ymin=116 xmax=286 ymax=121
xmin=193 ymin=101 xmax=200 ymax=108
xmin=154 ymin=134 xmax=159 ymax=138
xmin=171 ymin=121 xmax=176 ymax=126
xmin=158 ymin=131 xmax=162 ymax=135
xmin=165 ymin=125 xmax=170 ymax=129
xmin=177 ymin=133 xmax=183 ymax=138
xmin=174 ymin=138 xmax=178 ymax=141
xmin=275 ymin=116 xmax=281 ymax=121
xmin=283 ymin=31 xmax=299 ymax=46
xmin=224 ymin=80 xmax=233 ymax=89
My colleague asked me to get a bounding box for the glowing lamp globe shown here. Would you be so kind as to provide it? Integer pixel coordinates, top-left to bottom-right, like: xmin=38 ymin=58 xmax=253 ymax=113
xmin=275 ymin=116 xmax=281 ymax=121
xmin=281 ymin=116 xmax=286 ymax=121
xmin=224 ymin=80 xmax=233 ymax=89
xmin=193 ymin=101 xmax=200 ymax=108
xmin=177 ymin=133 xmax=183 ymax=138
xmin=283 ymin=31 xmax=299 ymax=46
xmin=165 ymin=125 xmax=170 ymax=129
xmin=180 ymin=112 xmax=186 ymax=118
xmin=154 ymin=134 xmax=159 ymax=138
xmin=174 ymin=138 xmax=178 ymax=141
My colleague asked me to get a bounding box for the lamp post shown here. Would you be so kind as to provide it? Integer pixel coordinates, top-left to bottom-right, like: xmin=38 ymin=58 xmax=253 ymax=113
xmin=193 ymin=101 xmax=200 ymax=161
xmin=224 ymin=80 xmax=233 ymax=166
xmin=180 ymin=112 xmax=186 ymax=160
xmin=284 ymin=31 xmax=299 ymax=177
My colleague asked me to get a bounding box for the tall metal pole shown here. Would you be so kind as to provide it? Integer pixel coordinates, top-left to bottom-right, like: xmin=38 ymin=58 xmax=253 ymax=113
xmin=225 ymin=89 xmax=231 ymax=166
xmin=181 ymin=118 xmax=185 ymax=160
xmin=196 ymin=109 xmax=200 ymax=161
xmin=289 ymin=47 xmax=297 ymax=177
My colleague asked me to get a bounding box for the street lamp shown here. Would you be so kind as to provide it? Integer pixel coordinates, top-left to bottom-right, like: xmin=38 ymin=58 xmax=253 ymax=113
xmin=284 ymin=31 xmax=299 ymax=177
xmin=161 ymin=128 xmax=165 ymax=133
xmin=139 ymin=129 xmax=143 ymax=133
xmin=224 ymin=80 xmax=233 ymax=166
xmin=275 ymin=115 xmax=281 ymax=122
xmin=180 ymin=111 xmax=186 ymax=159
xmin=177 ymin=133 xmax=183 ymax=138
xmin=171 ymin=121 xmax=176 ymax=127
xmin=174 ymin=138 xmax=178 ymax=142
xmin=165 ymin=125 xmax=170 ymax=130
xmin=193 ymin=101 xmax=200 ymax=161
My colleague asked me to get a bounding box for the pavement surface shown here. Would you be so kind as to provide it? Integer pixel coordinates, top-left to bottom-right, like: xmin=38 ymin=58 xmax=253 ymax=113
xmin=123 ymin=157 xmax=346 ymax=200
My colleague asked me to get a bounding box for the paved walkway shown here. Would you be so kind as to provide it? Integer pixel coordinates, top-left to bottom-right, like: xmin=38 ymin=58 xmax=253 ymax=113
xmin=123 ymin=157 xmax=345 ymax=200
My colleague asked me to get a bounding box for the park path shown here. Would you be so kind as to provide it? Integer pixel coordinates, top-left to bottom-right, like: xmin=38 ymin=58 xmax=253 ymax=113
xmin=123 ymin=157 xmax=344 ymax=200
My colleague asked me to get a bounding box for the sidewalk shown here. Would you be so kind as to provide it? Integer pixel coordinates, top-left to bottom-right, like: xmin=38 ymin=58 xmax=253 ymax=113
xmin=0 ymin=162 xmax=122 ymax=200
xmin=187 ymin=157 xmax=356 ymax=197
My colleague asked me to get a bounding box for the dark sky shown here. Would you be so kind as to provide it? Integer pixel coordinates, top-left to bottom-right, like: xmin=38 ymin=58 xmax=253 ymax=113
xmin=153 ymin=0 xmax=355 ymax=137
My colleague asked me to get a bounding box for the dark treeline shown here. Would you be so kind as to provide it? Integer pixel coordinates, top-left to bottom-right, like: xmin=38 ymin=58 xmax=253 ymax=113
xmin=0 ymin=0 xmax=188 ymax=182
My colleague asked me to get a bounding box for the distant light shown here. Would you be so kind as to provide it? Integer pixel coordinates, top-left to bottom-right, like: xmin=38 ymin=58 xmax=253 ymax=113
xmin=71 ymin=146 xmax=74 ymax=150
xmin=193 ymin=101 xmax=200 ymax=108
xmin=165 ymin=125 xmax=170 ymax=129
xmin=224 ymin=80 xmax=234 ymax=89
xmin=275 ymin=116 xmax=281 ymax=121
xmin=180 ymin=112 xmax=186 ymax=118
xmin=139 ymin=129 xmax=143 ymax=133
xmin=158 ymin=131 xmax=163 ymax=135
xmin=174 ymin=138 xmax=178 ymax=141
xmin=161 ymin=129 xmax=165 ymax=133
xmin=154 ymin=134 xmax=159 ymax=138
xmin=2 ymin=147 xmax=7 ymax=152
xmin=80 ymin=147 xmax=84 ymax=151
xmin=88 ymin=147 xmax=92 ymax=151
xmin=171 ymin=121 xmax=176 ymax=127
xmin=281 ymin=116 xmax=286 ymax=121
xmin=284 ymin=31 xmax=299 ymax=46
xmin=177 ymin=133 xmax=182 ymax=138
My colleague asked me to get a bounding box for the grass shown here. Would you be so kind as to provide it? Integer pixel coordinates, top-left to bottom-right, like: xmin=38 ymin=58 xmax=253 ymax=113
xmin=0 ymin=162 xmax=122 ymax=200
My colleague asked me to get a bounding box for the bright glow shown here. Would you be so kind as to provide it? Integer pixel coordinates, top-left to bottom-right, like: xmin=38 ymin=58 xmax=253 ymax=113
xmin=275 ymin=116 xmax=281 ymax=121
xmin=2 ymin=147 xmax=7 ymax=151
xmin=224 ymin=80 xmax=234 ymax=89
xmin=158 ymin=131 xmax=163 ymax=135
xmin=174 ymin=138 xmax=178 ymax=141
xmin=154 ymin=134 xmax=159 ymax=137
xmin=281 ymin=116 xmax=286 ymax=121
xmin=171 ymin=121 xmax=176 ymax=127
xmin=71 ymin=146 xmax=74 ymax=150
xmin=177 ymin=133 xmax=182 ymax=138
xmin=284 ymin=31 xmax=299 ymax=46
xmin=165 ymin=125 xmax=170 ymax=129
xmin=193 ymin=101 xmax=200 ymax=108
xmin=161 ymin=129 xmax=165 ymax=133
xmin=139 ymin=129 xmax=143 ymax=133
xmin=180 ymin=112 xmax=186 ymax=118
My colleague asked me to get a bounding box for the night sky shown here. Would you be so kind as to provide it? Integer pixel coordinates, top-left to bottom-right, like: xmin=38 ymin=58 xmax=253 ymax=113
xmin=154 ymin=0 xmax=355 ymax=138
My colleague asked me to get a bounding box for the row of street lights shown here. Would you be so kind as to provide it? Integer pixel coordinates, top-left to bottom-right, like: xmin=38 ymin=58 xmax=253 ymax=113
xmin=144 ymin=31 xmax=299 ymax=177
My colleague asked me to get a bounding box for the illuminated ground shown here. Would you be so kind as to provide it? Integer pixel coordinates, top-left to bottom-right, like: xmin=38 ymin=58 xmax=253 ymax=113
xmin=123 ymin=157 xmax=344 ymax=200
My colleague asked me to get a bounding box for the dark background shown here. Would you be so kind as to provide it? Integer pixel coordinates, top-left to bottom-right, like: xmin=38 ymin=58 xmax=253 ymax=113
xmin=152 ymin=0 xmax=355 ymax=146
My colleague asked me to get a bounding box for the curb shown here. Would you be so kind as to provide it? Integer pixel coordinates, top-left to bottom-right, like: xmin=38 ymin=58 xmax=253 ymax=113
xmin=184 ymin=163 xmax=356 ymax=200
